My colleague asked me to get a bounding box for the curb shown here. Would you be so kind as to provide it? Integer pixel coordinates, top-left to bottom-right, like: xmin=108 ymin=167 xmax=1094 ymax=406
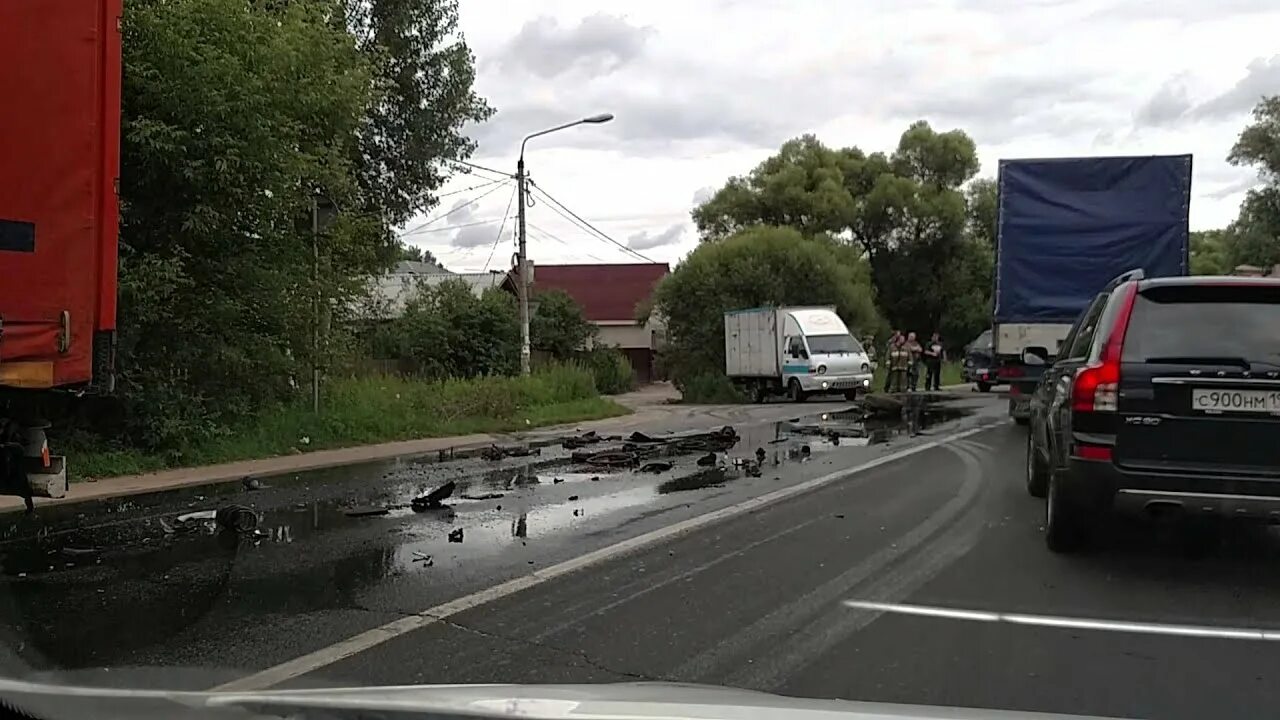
xmin=0 ymin=432 xmax=510 ymax=514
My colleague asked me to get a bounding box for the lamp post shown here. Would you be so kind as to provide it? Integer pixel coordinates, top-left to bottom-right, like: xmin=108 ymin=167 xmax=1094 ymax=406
xmin=515 ymin=113 xmax=613 ymax=375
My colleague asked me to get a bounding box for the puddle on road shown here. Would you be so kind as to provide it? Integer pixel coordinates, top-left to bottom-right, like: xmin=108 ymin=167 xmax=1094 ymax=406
xmin=0 ymin=392 xmax=977 ymax=669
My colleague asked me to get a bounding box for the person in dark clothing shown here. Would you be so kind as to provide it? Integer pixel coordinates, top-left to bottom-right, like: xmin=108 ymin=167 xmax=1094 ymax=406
xmin=882 ymin=330 xmax=902 ymax=392
xmin=0 ymin=421 xmax=33 ymax=513
xmin=923 ymin=331 xmax=945 ymax=391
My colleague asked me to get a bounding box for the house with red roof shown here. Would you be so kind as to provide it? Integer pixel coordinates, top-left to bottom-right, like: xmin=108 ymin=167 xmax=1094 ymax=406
xmin=504 ymin=262 xmax=670 ymax=383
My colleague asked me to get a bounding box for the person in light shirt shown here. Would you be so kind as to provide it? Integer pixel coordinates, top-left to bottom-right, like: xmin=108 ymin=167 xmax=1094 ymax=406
xmin=923 ymin=331 xmax=945 ymax=391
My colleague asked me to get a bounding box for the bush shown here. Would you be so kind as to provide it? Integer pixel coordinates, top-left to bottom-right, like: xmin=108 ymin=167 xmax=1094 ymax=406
xmin=531 ymin=290 xmax=597 ymax=359
xmin=677 ymin=372 xmax=746 ymax=403
xmin=583 ymin=347 xmax=634 ymax=395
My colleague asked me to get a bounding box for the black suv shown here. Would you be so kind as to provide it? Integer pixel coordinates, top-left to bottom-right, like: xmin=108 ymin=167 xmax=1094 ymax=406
xmin=1025 ymin=270 xmax=1280 ymax=552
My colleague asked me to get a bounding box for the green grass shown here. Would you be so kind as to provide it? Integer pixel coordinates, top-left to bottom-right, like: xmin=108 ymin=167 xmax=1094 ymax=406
xmin=68 ymin=366 xmax=630 ymax=481
xmin=869 ymin=360 xmax=965 ymax=393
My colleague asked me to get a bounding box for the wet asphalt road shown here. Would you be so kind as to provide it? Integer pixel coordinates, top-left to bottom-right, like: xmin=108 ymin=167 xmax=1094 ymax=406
xmin=8 ymin=392 xmax=1280 ymax=719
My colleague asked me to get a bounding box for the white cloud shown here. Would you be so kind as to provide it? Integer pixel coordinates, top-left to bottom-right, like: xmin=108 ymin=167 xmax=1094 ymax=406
xmin=628 ymin=223 xmax=686 ymax=250
xmin=401 ymin=0 xmax=1280 ymax=267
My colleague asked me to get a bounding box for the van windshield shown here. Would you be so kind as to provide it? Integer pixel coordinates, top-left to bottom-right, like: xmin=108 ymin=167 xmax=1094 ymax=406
xmin=808 ymin=334 xmax=862 ymax=355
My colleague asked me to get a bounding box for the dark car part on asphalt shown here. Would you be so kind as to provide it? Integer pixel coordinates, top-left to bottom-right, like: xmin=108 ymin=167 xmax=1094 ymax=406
xmin=561 ymin=430 xmax=610 ymax=449
xmin=343 ymin=506 xmax=390 ymax=518
xmin=482 ymin=445 xmax=541 ymax=461
xmin=215 ymin=505 xmax=260 ymax=533
xmin=1025 ymin=272 xmax=1280 ymax=553
xmin=447 ymin=528 xmax=464 ymax=543
xmin=410 ymin=481 xmax=456 ymax=511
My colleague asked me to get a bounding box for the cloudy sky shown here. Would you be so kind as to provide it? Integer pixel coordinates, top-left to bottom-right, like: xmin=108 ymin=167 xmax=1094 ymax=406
xmin=401 ymin=0 xmax=1280 ymax=272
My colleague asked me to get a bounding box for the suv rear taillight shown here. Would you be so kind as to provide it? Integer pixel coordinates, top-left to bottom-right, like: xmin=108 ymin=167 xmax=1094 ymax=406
xmin=1071 ymin=282 xmax=1139 ymax=413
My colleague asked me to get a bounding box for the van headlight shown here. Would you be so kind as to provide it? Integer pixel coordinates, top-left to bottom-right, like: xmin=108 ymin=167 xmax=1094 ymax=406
xmin=861 ymin=363 xmax=870 ymax=373
xmin=817 ymin=364 xmax=827 ymax=375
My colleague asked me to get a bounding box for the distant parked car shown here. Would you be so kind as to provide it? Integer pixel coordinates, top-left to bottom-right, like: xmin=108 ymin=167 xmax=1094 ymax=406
xmin=1026 ymin=271 xmax=1280 ymax=552
xmin=961 ymin=330 xmax=999 ymax=392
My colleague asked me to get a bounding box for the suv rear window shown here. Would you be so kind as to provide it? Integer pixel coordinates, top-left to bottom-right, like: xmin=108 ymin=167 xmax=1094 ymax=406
xmin=1121 ymin=284 xmax=1280 ymax=365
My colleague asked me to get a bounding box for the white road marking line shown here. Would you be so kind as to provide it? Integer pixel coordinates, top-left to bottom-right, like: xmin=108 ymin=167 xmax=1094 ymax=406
xmin=843 ymin=600 xmax=1280 ymax=641
xmin=213 ymin=422 xmax=1001 ymax=693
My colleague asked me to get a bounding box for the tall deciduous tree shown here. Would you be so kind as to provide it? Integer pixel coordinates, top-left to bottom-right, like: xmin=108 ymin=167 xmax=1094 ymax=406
xmin=343 ymin=0 xmax=494 ymax=228
xmin=1223 ymin=96 xmax=1280 ymax=271
xmin=118 ymin=0 xmax=378 ymax=447
xmin=692 ymin=122 xmax=984 ymax=339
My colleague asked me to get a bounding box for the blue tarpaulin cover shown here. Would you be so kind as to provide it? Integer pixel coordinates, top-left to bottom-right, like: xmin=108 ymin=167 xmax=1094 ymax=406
xmin=994 ymin=155 xmax=1191 ymax=323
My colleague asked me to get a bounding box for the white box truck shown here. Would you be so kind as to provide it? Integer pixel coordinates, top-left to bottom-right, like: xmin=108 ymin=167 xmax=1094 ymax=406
xmin=724 ymin=306 xmax=873 ymax=403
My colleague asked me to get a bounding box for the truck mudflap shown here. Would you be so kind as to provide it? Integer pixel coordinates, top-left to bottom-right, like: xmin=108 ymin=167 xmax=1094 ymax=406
xmin=1007 ymin=380 xmax=1035 ymax=425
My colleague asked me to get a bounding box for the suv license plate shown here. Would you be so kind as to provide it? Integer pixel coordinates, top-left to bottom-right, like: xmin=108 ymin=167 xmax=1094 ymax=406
xmin=1192 ymin=388 xmax=1280 ymax=414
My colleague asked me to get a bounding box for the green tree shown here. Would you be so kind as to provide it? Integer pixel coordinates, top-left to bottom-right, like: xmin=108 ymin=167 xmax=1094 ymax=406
xmin=650 ymin=226 xmax=880 ymax=385
xmin=692 ymin=123 xmax=984 ymax=337
xmin=1223 ymin=96 xmax=1280 ymax=271
xmin=1190 ymin=230 xmax=1231 ymax=275
xmin=531 ymin=290 xmax=597 ymax=360
xmin=117 ymin=0 xmax=376 ymax=447
xmin=394 ymin=242 xmax=441 ymax=267
xmin=342 ymin=0 xmax=494 ymax=227
xmin=389 ymin=280 xmax=519 ymax=378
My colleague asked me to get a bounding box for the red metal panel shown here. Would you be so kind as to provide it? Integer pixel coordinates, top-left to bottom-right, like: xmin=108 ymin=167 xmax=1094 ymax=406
xmin=0 ymin=0 xmax=121 ymax=388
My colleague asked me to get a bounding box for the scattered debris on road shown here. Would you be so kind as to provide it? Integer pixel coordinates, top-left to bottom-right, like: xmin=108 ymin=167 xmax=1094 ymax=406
xmin=344 ymin=506 xmax=390 ymax=518
xmin=639 ymin=461 xmax=672 ymax=473
xmin=215 ymin=505 xmax=260 ymax=533
xmin=447 ymin=528 xmax=464 ymax=543
xmin=481 ymin=444 xmax=542 ymax=461
xmin=561 ymin=430 xmax=610 ymax=449
xmin=459 ymin=492 xmax=504 ymax=501
xmin=241 ymin=476 xmax=263 ymax=491
xmin=411 ymin=480 xmax=456 ymax=510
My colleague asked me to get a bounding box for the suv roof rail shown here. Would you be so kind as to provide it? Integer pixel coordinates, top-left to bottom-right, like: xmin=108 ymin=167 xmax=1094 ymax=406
xmin=1104 ymin=268 xmax=1145 ymax=291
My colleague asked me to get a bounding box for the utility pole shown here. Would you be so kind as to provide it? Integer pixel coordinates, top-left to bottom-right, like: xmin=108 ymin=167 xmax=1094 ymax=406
xmin=514 ymin=113 xmax=613 ymax=376
xmin=516 ymin=156 xmax=531 ymax=376
xmin=311 ymin=196 xmax=321 ymax=412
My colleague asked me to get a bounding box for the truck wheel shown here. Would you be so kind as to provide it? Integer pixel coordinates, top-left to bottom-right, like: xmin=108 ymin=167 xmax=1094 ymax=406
xmin=1025 ymin=431 xmax=1048 ymax=498
xmin=752 ymin=383 xmax=768 ymax=404
xmin=977 ymin=382 xmax=991 ymax=393
xmin=788 ymin=379 xmax=807 ymax=403
xmin=1045 ymin=470 xmax=1094 ymax=553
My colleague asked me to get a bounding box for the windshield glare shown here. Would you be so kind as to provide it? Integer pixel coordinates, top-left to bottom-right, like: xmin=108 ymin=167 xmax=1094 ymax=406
xmin=807 ymin=334 xmax=862 ymax=355
xmin=1123 ymin=287 xmax=1280 ymax=363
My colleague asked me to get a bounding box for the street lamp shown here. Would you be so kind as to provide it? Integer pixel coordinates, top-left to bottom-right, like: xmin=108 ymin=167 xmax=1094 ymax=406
xmin=515 ymin=113 xmax=614 ymax=375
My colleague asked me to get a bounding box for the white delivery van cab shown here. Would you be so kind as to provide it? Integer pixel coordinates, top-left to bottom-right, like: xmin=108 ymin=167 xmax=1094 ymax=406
xmin=724 ymin=306 xmax=873 ymax=403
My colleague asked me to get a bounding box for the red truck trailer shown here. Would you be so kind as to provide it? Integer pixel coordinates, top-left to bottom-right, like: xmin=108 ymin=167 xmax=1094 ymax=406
xmin=0 ymin=0 xmax=123 ymax=503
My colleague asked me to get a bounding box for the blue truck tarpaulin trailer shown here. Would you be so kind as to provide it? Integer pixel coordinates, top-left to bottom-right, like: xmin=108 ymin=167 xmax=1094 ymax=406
xmin=993 ymin=154 xmax=1192 ymax=324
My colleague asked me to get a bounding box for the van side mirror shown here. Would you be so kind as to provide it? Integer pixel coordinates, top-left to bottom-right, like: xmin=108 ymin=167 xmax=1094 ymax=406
xmin=1022 ymin=346 xmax=1049 ymax=366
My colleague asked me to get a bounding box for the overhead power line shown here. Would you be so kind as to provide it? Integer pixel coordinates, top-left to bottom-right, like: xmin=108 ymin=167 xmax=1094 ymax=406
xmin=526 ymin=180 xmax=656 ymax=263
xmin=433 ymin=177 xmax=507 ymax=201
xmin=527 ymin=222 xmax=608 ymax=263
xmin=400 ymin=216 xmax=515 ymax=237
xmin=484 ymin=184 xmax=519 ymax=272
xmin=398 ymin=180 xmax=512 ymax=238
xmin=449 ymin=158 xmax=513 ymax=181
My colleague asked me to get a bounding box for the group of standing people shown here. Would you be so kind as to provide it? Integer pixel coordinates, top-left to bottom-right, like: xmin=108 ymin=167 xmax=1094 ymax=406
xmin=883 ymin=330 xmax=945 ymax=393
